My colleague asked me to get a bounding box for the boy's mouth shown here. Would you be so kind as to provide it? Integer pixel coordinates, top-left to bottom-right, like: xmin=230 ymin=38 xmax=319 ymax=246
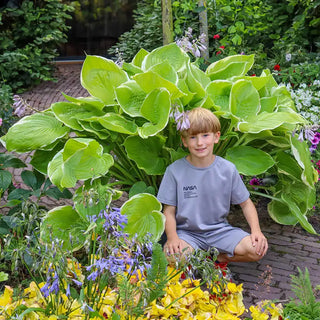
xmin=195 ymin=147 xmax=206 ymax=152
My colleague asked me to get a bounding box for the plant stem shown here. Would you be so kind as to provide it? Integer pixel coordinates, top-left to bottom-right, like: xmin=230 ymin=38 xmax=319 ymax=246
xmin=250 ymin=190 xmax=283 ymax=202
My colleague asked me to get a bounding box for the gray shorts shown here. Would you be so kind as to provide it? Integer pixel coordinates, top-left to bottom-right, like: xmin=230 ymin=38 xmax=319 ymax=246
xmin=177 ymin=224 xmax=249 ymax=257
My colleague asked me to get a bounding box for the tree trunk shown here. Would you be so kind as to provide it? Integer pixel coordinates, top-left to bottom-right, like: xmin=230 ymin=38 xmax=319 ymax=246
xmin=162 ymin=0 xmax=173 ymax=45
xmin=198 ymin=0 xmax=209 ymax=60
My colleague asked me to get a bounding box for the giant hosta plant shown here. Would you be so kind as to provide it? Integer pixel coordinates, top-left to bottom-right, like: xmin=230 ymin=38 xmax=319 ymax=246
xmin=1 ymin=43 xmax=318 ymax=233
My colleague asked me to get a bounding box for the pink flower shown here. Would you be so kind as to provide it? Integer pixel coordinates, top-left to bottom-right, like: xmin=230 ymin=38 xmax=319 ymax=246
xmin=0 ymin=118 xmax=2 ymax=126
xmin=249 ymin=178 xmax=261 ymax=186
xmin=213 ymin=34 xmax=220 ymax=39
xmin=273 ymin=64 xmax=281 ymax=71
xmin=219 ymin=45 xmax=225 ymax=49
xmin=216 ymin=51 xmax=222 ymax=55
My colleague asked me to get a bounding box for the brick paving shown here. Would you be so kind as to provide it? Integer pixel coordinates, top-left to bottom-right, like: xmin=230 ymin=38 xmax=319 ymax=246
xmin=12 ymin=63 xmax=320 ymax=310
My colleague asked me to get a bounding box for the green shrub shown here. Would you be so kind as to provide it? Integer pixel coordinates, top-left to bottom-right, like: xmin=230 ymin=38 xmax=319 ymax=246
xmin=110 ymin=0 xmax=319 ymax=74
xmin=0 ymin=0 xmax=73 ymax=91
xmin=108 ymin=0 xmax=163 ymax=62
xmin=0 ymin=85 xmax=17 ymax=135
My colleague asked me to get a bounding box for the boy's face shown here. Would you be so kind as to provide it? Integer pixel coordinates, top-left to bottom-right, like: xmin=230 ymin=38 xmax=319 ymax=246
xmin=182 ymin=131 xmax=220 ymax=160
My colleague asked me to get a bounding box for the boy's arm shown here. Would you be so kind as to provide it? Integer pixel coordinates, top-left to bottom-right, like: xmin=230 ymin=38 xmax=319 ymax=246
xmin=163 ymin=204 xmax=184 ymax=255
xmin=239 ymin=198 xmax=268 ymax=256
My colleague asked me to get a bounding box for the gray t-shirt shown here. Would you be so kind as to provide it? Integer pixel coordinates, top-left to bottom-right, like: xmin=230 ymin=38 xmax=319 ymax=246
xmin=157 ymin=156 xmax=250 ymax=232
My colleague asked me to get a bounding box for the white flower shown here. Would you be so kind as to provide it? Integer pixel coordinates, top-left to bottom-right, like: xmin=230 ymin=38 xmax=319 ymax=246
xmin=285 ymin=53 xmax=292 ymax=62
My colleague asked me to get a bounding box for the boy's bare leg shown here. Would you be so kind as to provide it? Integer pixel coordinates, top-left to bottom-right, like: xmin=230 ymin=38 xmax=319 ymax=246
xmin=217 ymin=236 xmax=265 ymax=263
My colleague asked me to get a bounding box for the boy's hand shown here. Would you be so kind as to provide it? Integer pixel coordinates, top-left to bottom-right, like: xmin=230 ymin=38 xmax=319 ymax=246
xmin=164 ymin=237 xmax=184 ymax=255
xmin=251 ymin=231 xmax=268 ymax=256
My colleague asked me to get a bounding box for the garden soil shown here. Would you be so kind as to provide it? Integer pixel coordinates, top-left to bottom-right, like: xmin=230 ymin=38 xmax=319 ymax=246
xmin=6 ymin=63 xmax=320 ymax=313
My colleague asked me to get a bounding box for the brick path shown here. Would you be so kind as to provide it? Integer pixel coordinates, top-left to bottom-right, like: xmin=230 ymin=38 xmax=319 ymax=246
xmin=16 ymin=63 xmax=320 ymax=311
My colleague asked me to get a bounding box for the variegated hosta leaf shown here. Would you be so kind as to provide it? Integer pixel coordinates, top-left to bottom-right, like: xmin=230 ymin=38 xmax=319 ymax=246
xmin=81 ymin=55 xmax=128 ymax=104
xmin=123 ymin=136 xmax=168 ymax=175
xmin=225 ymin=145 xmax=275 ymax=175
xmin=230 ymin=79 xmax=260 ymax=120
xmin=51 ymin=101 xmax=105 ymax=130
xmin=116 ymin=80 xmax=146 ymax=117
xmin=40 ymin=205 xmax=87 ymax=251
xmin=48 ymin=138 xmax=114 ymax=189
xmin=237 ymin=112 xmax=307 ymax=133
xmin=3 ymin=113 xmax=69 ymax=153
xmin=138 ymin=88 xmax=171 ymax=138
xmin=141 ymin=43 xmax=189 ymax=73
xmin=206 ymin=54 xmax=254 ymax=80
xmin=120 ymin=193 xmax=165 ymax=242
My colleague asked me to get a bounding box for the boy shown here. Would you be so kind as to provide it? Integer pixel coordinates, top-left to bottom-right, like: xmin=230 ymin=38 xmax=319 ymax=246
xmin=157 ymin=107 xmax=268 ymax=263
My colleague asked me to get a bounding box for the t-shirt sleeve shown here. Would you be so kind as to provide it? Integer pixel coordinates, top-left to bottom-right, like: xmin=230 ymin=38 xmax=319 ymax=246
xmin=157 ymin=166 xmax=177 ymax=206
xmin=230 ymin=168 xmax=250 ymax=204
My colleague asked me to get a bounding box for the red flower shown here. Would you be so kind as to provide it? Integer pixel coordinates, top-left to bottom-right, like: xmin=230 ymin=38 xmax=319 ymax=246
xmin=216 ymin=51 xmax=222 ymax=55
xmin=213 ymin=34 xmax=220 ymax=39
xmin=219 ymin=45 xmax=225 ymax=49
xmin=251 ymin=74 xmax=256 ymax=77
xmin=274 ymin=64 xmax=281 ymax=71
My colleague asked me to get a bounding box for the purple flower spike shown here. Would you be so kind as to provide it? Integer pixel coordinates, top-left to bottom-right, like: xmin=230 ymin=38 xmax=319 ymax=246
xmin=174 ymin=110 xmax=190 ymax=132
xmin=12 ymin=95 xmax=28 ymax=117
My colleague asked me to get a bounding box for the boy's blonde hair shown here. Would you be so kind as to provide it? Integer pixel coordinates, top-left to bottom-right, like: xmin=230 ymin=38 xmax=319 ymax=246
xmin=181 ymin=107 xmax=221 ymax=137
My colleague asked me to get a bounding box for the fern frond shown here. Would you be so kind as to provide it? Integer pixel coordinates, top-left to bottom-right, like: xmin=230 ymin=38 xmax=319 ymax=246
xmin=290 ymin=267 xmax=315 ymax=305
xmin=145 ymin=242 xmax=168 ymax=302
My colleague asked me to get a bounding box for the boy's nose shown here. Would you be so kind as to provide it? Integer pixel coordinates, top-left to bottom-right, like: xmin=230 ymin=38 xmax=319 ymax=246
xmin=196 ymin=136 xmax=204 ymax=145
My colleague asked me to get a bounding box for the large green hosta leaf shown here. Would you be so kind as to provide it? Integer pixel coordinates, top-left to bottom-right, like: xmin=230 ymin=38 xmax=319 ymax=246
xmin=30 ymin=142 xmax=65 ymax=174
xmin=78 ymin=120 xmax=111 ymax=140
xmin=230 ymin=80 xmax=260 ymax=119
xmin=275 ymin=151 xmax=302 ymax=180
xmin=225 ymin=146 xmax=275 ymax=175
xmin=259 ymin=96 xmax=278 ymax=113
xmin=132 ymin=48 xmax=149 ymax=67
xmin=120 ymin=193 xmax=165 ymax=242
xmin=89 ymin=113 xmax=138 ymax=135
xmin=48 ymin=138 xmax=114 ymax=189
xmin=206 ymin=80 xmax=232 ymax=111
xmin=133 ymin=71 xmax=185 ymax=100
xmin=116 ymin=80 xmax=146 ymax=117
xmin=268 ymin=199 xmax=300 ymax=226
xmin=237 ymin=112 xmax=307 ymax=133
xmin=2 ymin=113 xmax=69 ymax=152
xmin=281 ymin=192 xmax=316 ymax=234
xmin=206 ymin=54 xmax=254 ymax=80
xmin=185 ymin=63 xmax=207 ymax=103
xmin=81 ymin=55 xmax=128 ymax=104
xmin=123 ymin=136 xmax=168 ymax=175
xmin=149 ymin=61 xmax=178 ymax=83
xmin=141 ymin=43 xmax=189 ymax=73
xmin=62 ymin=93 xmax=105 ymax=111
xmin=232 ymin=74 xmax=273 ymax=92
xmin=243 ymin=131 xmax=291 ymax=149
xmin=51 ymin=101 xmax=105 ymax=130
xmin=138 ymin=89 xmax=171 ymax=138
xmin=40 ymin=205 xmax=87 ymax=251
xmin=268 ymin=181 xmax=316 ymax=234
xmin=290 ymin=135 xmax=318 ymax=188
xmin=271 ymin=86 xmax=296 ymax=112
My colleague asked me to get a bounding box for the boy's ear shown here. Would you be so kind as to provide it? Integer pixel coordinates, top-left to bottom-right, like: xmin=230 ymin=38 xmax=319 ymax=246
xmin=181 ymin=135 xmax=188 ymax=148
xmin=214 ymin=131 xmax=221 ymax=143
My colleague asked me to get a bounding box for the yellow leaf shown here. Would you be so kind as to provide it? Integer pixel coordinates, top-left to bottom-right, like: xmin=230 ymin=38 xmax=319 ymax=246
xmin=0 ymin=286 xmax=13 ymax=306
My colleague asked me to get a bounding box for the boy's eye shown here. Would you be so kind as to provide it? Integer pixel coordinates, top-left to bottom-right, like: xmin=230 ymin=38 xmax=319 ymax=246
xmin=190 ymin=136 xmax=196 ymax=139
